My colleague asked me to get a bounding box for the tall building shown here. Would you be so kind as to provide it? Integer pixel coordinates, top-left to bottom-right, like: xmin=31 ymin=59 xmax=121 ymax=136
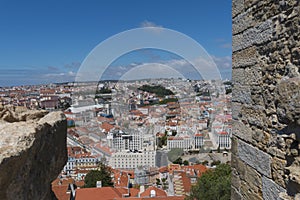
xmin=107 ymin=129 xmax=143 ymax=151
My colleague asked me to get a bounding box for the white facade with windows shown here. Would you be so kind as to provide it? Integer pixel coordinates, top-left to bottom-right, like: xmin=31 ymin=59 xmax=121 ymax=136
xmin=167 ymin=136 xmax=193 ymax=150
xmin=107 ymin=130 xmax=143 ymax=151
xmin=109 ymin=150 xmax=156 ymax=169
xmin=194 ymin=134 xmax=204 ymax=149
xmin=217 ymin=133 xmax=231 ymax=149
xmin=167 ymin=134 xmax=204 ymax=150
xmin=63 ymin=156 xmax=99 ymax=176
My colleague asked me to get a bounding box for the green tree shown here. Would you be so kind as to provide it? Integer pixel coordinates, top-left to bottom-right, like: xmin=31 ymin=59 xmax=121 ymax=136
xmin=186 ymin=164 xmax=231 ymax=200
xmin=211 ymin=160 xmax=221 ymax=166
xmin=173 ymin=157 xmax=183 ymax=165
xmin=84 ymin=163 xmax=113 ymax=188
xmin=201 ymin=160 xmax=209 ymax=165
xmin=183 ymin=160 xmax=189 ymax=166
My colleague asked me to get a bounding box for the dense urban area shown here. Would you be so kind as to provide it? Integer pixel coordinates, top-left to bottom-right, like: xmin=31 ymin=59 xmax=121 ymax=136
xmin=0 ymin=78 xmax=232 ymax=199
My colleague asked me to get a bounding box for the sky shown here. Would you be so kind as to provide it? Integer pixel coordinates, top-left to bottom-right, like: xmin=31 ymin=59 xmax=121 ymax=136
xmin=0 ymin=0 xmax=232 ymax=86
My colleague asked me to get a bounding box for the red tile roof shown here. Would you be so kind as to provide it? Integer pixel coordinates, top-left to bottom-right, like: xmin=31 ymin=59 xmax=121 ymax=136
xmin=75 ymin=187 xmax=140 ymax=200
xmin=101 ymin=122 xmax=114 ymax=132
xmin=140 ymin=186 xmax=167 ymax=198
xmin=75 ymin=187 xmax=123 ymax=200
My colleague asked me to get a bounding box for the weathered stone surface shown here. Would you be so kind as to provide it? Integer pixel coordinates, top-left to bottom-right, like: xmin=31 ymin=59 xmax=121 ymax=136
xmin=240 ymin=180 xmax=263 ymax=200
xmin=232 ymin=0 xmax=245 ymax=18
xmin=233 ymin=8 xmax=255 ymax=34
xmin=0 ymin=106 xmax=67 ymax=200
xmin=275 ymin=77 xmax=300 ymax=125
xmin=272 ymin=157 xmax=287 ymax=188
xmin=240 ymin=106 xmax=267 ymax=128
xmin=232 ymin=121 xmax=253 ymax=142
xmin=231 ymin=186 xmax=243 ymax=200
xmin=232 ymin=46 xmax=258 ymax=68
xmin=232 ymin=84 xmax=252 ymax=104
xmin=232 ymin=102 xmax=242 ymax=120
xmin=233 ymin=19 xmax=274 ymax=52
xmin=232 ymin=0 xmax=300 ymax=198
xmin=232 ymin=66 xmax=262 ymax=86
xmin=262 ymin=176 xmax=286 ymax=200
xmin=238 ymin=140 xmax=272 ymax=177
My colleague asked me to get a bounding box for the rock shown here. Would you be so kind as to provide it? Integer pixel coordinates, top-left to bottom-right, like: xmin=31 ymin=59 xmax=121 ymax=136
xmin=0 ymin=107 xmax=67 ymax=200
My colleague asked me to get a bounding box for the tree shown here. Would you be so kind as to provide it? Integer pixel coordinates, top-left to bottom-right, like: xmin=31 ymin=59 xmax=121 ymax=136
xmin=201 ymin=160 xmax=209 ymax=165
xmin=186 ymin=164 xmax=231 ymax=200
xmin=211 ymin=160 xmax=221 ymax=166
xmin=183 ymin=160 xmax=189 ymax=166
xmin=84 ymin=163 xmax=113 ymax=188
xmin=173 ymin=157 xmax=183 ymax=165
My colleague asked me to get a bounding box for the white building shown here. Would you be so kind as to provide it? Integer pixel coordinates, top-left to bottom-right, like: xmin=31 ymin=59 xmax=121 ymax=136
xmin=167 ymin=136 xmax=193 ymax=150
xmin=217 ymin=131 xmax=231 ymax=149
xmin=107 ymin=129 xmax=143 ymax=151
xmin=109 ymin=150 xmax=156 ymax=169
xmin=194 ymin=133 xmax=204 ymax=149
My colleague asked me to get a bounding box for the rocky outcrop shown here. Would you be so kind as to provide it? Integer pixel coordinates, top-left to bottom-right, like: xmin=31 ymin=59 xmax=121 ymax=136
xmin=232 ymin=0 xmax=300 ymax=199
xmin=0 ymin=106 xmax=67 ymax=200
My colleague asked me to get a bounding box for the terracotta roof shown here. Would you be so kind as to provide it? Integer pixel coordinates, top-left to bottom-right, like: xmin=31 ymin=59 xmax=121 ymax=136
xmin=114 ymin=197 xmax=185 ymax=200
xmin=114 ymin=171 xmax=129 ymax=188
xmin=52 ymin=185 xmax=70 ymax=200
xmin=101 ymin=122 xmax=114 ymax=132
xmin=218 ymin=131 xmax=228 ymax=135
xmin=140 ymin=186 xmax=167 ymax=197
xmin=75 ymin=187 xmax=123 ymax=200
xmin=159 ymin=166 xmax=168 ymax=173
xmin=75 ymin=187 xmax=140 ymax=200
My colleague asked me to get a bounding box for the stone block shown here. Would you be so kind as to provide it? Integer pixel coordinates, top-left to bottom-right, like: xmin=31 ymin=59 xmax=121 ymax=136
xmin=237 ymin=140 xmax=272 ymax=177
xmin=232 ymin=84 xmax=252 ymax=104
xmin=232 ymin=0 xmax=245 ymax=18
xmin=233 ymin=19 xmax=274 ymax=52
xmin=262 ymin=176 xmax=286 ymax=200
xmin=232 ymin=46 xmax=258 ymax=68
xmin=233 ymin=8 xmax=254 ymax=34
xmin=240 ymin=180 xmax=263 ymax=200
xmin=232 ymin=102 xmax=242 ymax=120
xmin=272 ymin=157 xmax=287 ymax=188
xmin=232 ymin=120 xmax=253 ymax=142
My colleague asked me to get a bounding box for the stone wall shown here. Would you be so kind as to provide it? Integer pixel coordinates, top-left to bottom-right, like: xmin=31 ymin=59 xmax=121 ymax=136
xmin=0 ymin=106 xmax=67 ymax=200
xmin=232 ymin=0 xmax=300 ymax=199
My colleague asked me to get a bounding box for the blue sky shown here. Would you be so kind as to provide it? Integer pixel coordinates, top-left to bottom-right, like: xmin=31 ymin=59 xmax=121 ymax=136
xmin=0 ymin=0 xmax=231 ymax=86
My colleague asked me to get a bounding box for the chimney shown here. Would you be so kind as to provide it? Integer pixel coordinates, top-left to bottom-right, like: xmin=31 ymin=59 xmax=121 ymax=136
xmin=138 ymin=185 xmax=145 ymax=197
xmin=150 ymin=190 xmax=156 ymax=197
xmin=96 ymin=181 xmax=102 ymax=188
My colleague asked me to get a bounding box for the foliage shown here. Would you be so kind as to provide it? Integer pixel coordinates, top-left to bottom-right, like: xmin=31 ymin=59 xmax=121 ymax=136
xmin=211 ymin=160 xmax=221 ymax=166
xmin=84 ymin=163 xmax=113 ymax=188
xmin=167 ymin=148 xmax=184 ymax=162
xmin=201 ymin=160 xmax=209 ymax=165
xmin=225 ymin=88 xmax=232 ymax=94
xmin=156 ymin=178 xmax=161 ymax=185
xmin=186 ymin=164 xmax=231 ymax=200
xmin=96 ymin=87 xmax=112 ymax=94
xmin=159 ymin=98 xmax=178 ymax=104
xmin=197 ymin=90 xmax=210 ymax=96
xmin=173 ymin=157 xmax=183 ymax=165
xmin=157 ymin=132 xmax=167 ymax=148
xmin=138 ymin=85 xmax=174 ymax=97
xmin=183 ymin=160 xmax=189 ymax=166
xmin=223 ymin=81 xmax=232 ymax=86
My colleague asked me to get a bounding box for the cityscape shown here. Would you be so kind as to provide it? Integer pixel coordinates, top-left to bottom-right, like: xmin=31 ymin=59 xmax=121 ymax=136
xmin=1 ymin=0 xmax=299 ymax=199
xmin=0 ymin=78 xmax=232 ymax=199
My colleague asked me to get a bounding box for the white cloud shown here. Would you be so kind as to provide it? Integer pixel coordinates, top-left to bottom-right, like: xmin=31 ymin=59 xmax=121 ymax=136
xmin=140 ymin=20 xmax=163 ymax=28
